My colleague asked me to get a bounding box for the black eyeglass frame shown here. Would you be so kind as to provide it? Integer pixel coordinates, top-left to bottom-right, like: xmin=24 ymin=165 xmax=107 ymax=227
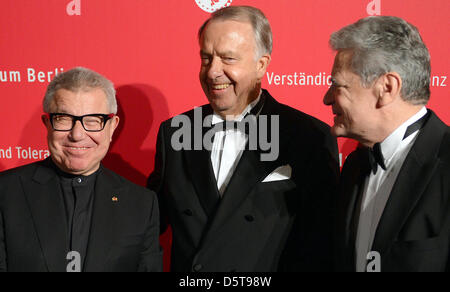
xmin=44 ymin=113 xmax=115 ymax=132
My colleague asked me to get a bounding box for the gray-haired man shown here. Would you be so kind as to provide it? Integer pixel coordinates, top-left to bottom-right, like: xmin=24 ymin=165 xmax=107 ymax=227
xmin=0 ymin=67 xmax=162 ymax=272
xmin=148 ymin=6 xmax=339 ymax=272
xmin=325 ymin=16 xmax=450 ymax=272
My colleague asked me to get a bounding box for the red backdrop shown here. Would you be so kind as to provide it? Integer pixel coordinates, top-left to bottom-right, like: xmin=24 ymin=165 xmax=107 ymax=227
xmin=0 ymin=0 xmax=448 ymax=271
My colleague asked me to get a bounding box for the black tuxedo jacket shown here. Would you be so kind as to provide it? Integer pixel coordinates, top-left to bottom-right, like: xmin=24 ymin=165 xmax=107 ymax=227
xmin=148 ymin=89 xmax=339 ymax=272
xmin=336 ymin=110 xmax=450 ymax=272
xmin=0 ymin=158 xmax=163 ymax=272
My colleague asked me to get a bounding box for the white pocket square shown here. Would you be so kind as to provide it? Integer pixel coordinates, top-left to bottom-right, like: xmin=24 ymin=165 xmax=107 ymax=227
xmin=262 ymin=164 xmax=292 ymax=182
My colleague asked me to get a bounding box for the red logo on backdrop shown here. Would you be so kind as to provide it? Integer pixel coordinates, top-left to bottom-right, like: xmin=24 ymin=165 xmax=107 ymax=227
xmin=195 ymin=0 xmax=233 ymax=13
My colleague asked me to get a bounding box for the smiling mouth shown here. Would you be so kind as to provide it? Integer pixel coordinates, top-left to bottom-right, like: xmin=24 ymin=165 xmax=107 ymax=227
xmin=66 ymin=146 xmax=91 ymax=150
xmin=211 ymin=84 xmax=231 ymax=90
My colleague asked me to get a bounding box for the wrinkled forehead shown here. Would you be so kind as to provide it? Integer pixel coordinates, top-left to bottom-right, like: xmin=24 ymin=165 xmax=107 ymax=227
xmin=200 ymin=19 xmax=258 ymax=60
xmin=50 ymin=87 xmax=109 ymax=114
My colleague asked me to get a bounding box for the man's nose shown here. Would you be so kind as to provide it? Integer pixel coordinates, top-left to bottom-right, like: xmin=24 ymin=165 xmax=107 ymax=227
xmin=323 ymin=87 xmax=334 ymax=106
xmin=207 ymin=57 xmax=223 ymax=80
xmin=69 ymin=120 xmax=87 ymax=141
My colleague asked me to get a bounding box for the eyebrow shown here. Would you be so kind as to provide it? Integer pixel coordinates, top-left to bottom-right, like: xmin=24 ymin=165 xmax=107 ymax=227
xmin=50 ymin=108 xmax=70 ymax=114
xmin=200 ymin=50 xmax=237 ymax=57
xmin=330 ymin=77 xmax=343 ymax=86
xmin=332 ymin=78 xmax=350 ymax=89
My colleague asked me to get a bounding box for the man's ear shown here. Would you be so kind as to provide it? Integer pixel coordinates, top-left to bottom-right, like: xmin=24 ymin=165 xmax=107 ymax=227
xmin=376 ymin=72 xmax=402 ymax=107
xmin=256 ymin=54 xmax=271 ymax=80
xmin=41 ymin=114 xmax=51 ymax=129
xmin=109 ymin=116 xmax=120 ymax=141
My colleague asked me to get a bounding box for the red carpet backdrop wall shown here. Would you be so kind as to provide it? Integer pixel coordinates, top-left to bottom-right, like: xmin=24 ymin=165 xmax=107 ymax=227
xmin=0 ymin=0 xmax=449 ymax=270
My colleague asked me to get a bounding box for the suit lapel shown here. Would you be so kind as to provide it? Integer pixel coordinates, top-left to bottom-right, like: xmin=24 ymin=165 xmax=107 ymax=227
xmin=22 ymin=159 xmax=68 ymax=272
xmin=206 ymin=149 xmax=277 ymax=236
xmin=202 ymin=91 xmax=284 ymax=239
xmin=184 ymin=147 xmax=221 ymax=218
xmin=348 ymin=170 xmax=366 ymax=249
xmin=84 ymin=167 xmax=125 ymax=272
xmin=339 ymin=148 xmax=368 ymax=270
xmin=372 ymin=112 xmax=444 ymax=255
xmin=183 ymin=105 xmax=222 ymax=218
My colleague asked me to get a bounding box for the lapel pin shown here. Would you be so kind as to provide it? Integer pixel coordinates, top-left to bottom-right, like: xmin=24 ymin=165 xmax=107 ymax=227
xmin=112 ymin=196 xmax=119 ymax=202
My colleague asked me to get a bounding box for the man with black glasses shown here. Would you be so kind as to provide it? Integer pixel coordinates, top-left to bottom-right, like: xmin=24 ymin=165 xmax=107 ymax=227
xmin=0 ymin=67 xmax=162 ymax=272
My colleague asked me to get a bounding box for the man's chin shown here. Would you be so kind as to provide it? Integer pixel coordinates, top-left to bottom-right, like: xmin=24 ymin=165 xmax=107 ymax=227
xmin=331 ymin=125 xmax=347 ymax=138
xmin=209 ymin=100 xmax=231 ymax=113
xmin=57 ymin=159 xmax=98 ymax=176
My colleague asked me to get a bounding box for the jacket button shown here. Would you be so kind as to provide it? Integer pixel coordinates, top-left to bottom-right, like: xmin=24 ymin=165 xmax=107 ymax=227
xmin=193 ymin=264 xmax=203 ymax=272
xmin=184 ymin=209 xmax=193 ymax=216
xmin=245 ymin=215 xmax=254 ymax=222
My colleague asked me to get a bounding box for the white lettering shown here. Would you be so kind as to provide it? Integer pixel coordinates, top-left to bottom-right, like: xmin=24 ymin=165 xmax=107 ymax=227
xmin=178 ymin=276 xmax=213 ymax=290
xmin=66 ymin=0 xmax=81 ymax=16
xmin=266 ymin=72 xmax=274 ymax=85
xmin=27 ymin=68 xmax=36 ymax=82
xmin=0 ymin=147 xmax=13 ymax=159
xmin=27 ymin=68 xmax=64 ymax=83
xmin=37 ymin=71 xmax=46 ymax=83
xmin=0 ymin=71 xmax=21 ymax=82
xmin=266 ymin=72 xmax=331 ymax=87
xmin=367 ymin=0 xmax=381 ymax=16
xmin=9 ymin=71 xmax=21 ymax=82
xmin=366 ymin=251 xmax=381 ymax=272
xmin=15 ymin=146 xmax=50 ymax=160
xmin=66 ymin=251 xmax=81 ymax=272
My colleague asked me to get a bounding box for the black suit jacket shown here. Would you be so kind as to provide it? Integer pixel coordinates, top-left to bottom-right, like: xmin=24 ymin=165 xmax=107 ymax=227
xmin=0 ymin=158 xmax=163 ymax=272
xmin=336 ymin=110 xmax=450 ymax=272
xmin=148 ymin=89 xmax=339 ymax=272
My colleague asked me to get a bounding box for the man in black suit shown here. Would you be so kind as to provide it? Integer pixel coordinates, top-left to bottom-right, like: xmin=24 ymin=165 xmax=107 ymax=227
xmin=0 ymin=67 xmax=162 ymax=272
xmin=148 ymin=6 xmax=339 ymax=272
xmin=324 ymin=16 xmax=449 ymax=272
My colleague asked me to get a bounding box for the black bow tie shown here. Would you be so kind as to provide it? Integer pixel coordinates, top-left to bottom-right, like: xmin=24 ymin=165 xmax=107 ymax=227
xmin=365 ymin=110 xmax=429 ymax=175
xmin=367 ymin=143 xmax=386 ymax=175
xmin=212 ymin=120 xmax=250 ymax=133
xmin=209 ymin=94 xmax=266 ymax=134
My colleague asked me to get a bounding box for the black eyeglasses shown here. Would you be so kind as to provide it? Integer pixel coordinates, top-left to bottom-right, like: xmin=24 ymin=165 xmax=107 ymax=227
xmin=45 ymin=113 xmax=115 ymax=132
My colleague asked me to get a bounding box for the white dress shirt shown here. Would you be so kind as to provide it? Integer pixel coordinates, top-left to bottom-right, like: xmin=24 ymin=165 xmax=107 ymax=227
xmin=210 ymin=95 xmax=261 ymax=196
xmin=355 ymin=107 xmax=427 ymax=272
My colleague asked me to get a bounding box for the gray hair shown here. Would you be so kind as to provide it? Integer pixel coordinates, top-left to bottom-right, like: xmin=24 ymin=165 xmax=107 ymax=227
xmin=330 ymin=16 xmax=431 ymax=105
xmin=198 ymin=5 xmax=273 ymax=58
xmin=43 ymin=67 xmax=117 ymax=113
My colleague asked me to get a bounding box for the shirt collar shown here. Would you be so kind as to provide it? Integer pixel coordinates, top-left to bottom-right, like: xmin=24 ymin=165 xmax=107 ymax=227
xmin=378 ymin=106 xmax=427 ymax=165
xmin=50 ymin=158 xmax=102 ymax=186
xmin=211 ymin=91 xmax=262 ymax=125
